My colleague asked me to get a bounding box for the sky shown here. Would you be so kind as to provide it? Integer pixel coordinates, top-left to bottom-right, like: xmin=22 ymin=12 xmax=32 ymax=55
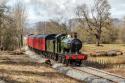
xmin=5 ymin=0 xmax=125 ymax=23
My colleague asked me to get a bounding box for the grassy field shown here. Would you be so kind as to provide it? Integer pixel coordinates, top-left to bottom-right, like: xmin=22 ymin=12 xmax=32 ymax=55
xmin=82 ymin=44 xmax=125 ymax=64
xmin=0 ymin=51 xmax=83 ymax=83
xmin=82 ymin=44 xmax=125 ymax=65
xmin=82 ymin=44 xmax=125 ymax=52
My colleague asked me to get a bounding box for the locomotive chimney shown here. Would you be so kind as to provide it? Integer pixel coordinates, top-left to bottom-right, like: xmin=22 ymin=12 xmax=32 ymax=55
xmin=74 ymin=32 xmax=77 ymax=39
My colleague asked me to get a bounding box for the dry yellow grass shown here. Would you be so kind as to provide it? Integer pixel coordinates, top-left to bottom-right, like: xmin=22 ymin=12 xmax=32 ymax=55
xmin=83 ymin=44 xmax=125 ymax=52
xmin=82 ymin=44 xmax=125 ymax=65
xmin=88 ymin=56 xmax=125 ymax=64
xmin=0 ymin=51 xmax=83 ymax=83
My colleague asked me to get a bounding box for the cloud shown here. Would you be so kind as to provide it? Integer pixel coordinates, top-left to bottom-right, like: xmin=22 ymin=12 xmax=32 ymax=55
xmin=29 ymin=0 xmax=125 ymax=21
xmin=109 ymin=0 xmax=125 ymax=18
xmin=24 ymin=0 xmax=30 ymax=3
xmin=28 ymin=0 xmax=85 ymax=22
xmin=7 ymin=0 xmax=125 ymax=23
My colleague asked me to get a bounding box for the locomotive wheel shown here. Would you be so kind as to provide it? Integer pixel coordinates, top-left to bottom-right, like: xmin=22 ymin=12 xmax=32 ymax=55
xmin=59 ymin=57 xmax=62 ymax=63
xmin=76 ymin=60 xmax=82 ymax=66
xmin=44 ymin=52 xmax=46 ymax=57
xmin=46 ymin=52 xmax=48 ymax=58
xmin=57 ymin=57 xmax=59 ymax=62
xmin=60 ymin=57 xmax=62 ymax=63
xmin=62 ymin=58 xmax=65 ymax=64
xmin=49 ymin=53 xmax=51 ymax=58
xmin=45 ymin=52 xmax=48 ymax=58
xmin=47 ymin=52 xmax=50 ymax=58
xmin=50 ymin=54 xmax=52 ymax=59
xmin=65 ymin=60 xmax=69 ymax=66
xmin=50 ymin=53 xmax=53 ymax=59
xmin=54 ymin=54 xmax=57 ymax=61
xmin=42 ymin=52 xmax=44 ymax=56
xmin=38 ymin=50 xmax=40 ymax=54
xmin=52 ymin=55 xmax=55 ymax=60
xmin=55 ymin=54 xmax=58 ymax=61
xmin=42 ymin=52 xmax=45 ymax=58
xmin=58 ymin=56 xmax=62 ymax=63
xmin=50 ymin=53 xmax=53 ymax=58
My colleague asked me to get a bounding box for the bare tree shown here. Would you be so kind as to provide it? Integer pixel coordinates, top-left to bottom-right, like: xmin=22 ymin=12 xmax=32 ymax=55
xmin=0 ymin=5 xmax=7 ymax=50
xmin=35 ymin=20 xmax=68 ymax=34
xmin=77 ymin=0 xmax=111 ymax=46
xmin=0 ymin=4 xmax=15 ymax=50
xmin=0 ymin=3 xmax=20 ymax=50
xmin=0 ymin=1 xmax=27 ymax=51
xmin=13 ymin=0 xmax=26 ymax=49
xmin=49 ymin=20 xmax=68 ymax=33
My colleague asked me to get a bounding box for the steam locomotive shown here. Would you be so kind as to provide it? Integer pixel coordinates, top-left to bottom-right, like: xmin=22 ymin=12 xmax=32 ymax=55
xmin=27 ymin=33 xmax=87 ymax=66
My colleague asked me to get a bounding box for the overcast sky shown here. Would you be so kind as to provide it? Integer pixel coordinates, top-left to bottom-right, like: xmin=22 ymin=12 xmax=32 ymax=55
xmin=6 ymin=0 xmax=125 ymax=23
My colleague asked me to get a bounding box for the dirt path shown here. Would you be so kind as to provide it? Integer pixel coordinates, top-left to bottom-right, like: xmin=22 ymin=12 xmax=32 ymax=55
xmin=0 ymin=51 xmax=83 ymax=83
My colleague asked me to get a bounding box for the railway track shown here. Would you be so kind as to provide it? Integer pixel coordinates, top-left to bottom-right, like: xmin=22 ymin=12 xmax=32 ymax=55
xmin=25 ymin=47 xmax=125 ymax=83
xmin=73 ymin=67 xmax=125 ymax=83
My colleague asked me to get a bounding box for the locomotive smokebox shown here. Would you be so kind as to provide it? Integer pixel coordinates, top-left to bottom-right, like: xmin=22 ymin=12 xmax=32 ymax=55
xmin=71 ymin=39 xmax=82 ymax=53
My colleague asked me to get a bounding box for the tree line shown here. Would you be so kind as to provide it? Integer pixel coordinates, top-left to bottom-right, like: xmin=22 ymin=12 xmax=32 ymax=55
xmin=0 ymin=0 xmax=25 ymax=51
